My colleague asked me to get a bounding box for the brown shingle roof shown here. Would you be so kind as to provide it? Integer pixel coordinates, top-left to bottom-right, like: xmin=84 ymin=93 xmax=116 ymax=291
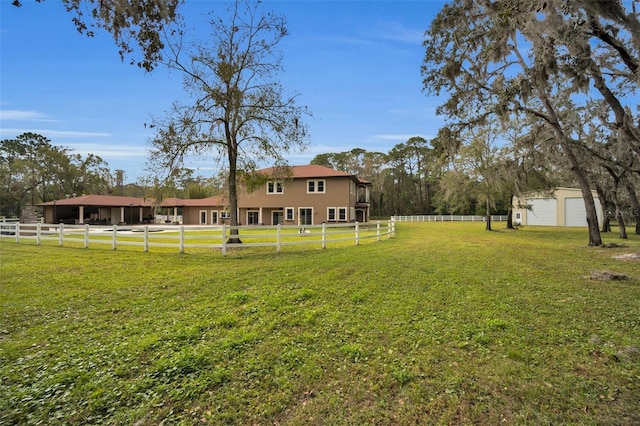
xmin=259 ymin=164 xmax=352 ymax=178
xmin=164 ymin=196 xmax=227 ymax=207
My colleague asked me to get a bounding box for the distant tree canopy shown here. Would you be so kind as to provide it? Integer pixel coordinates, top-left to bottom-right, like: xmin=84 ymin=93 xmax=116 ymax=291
xmin=12 ymin=0 xmax=182 ymax=71
xmin=0 ymin=133 xmax=113 ymax=218
xmin=311 ymin=140 xmax=539 ymax=219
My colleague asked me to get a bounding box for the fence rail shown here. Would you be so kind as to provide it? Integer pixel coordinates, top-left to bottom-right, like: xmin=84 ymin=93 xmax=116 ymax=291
xmin=0 ymin=221 xmax=394 ymax=255
xmin=391 ymin=215 xmax=508 ymax=222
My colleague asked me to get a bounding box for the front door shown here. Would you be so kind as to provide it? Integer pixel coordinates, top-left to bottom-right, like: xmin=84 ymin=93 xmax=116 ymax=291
xmin=247 ymin=211 xmax=259 ymax=225
xmin=272 ymin=211 xmax=283 ymax=225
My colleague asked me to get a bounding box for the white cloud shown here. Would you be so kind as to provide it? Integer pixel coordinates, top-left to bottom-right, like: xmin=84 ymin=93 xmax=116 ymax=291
xmin=0 ymin=128 xmax=110 ymax=138
xmin=61 ymin=143 xmax=148 ymax=158
xmin=0 ymin=110 xmax=55 ymax=122
xmin=376 ymin=22 xmax=425 ymax=44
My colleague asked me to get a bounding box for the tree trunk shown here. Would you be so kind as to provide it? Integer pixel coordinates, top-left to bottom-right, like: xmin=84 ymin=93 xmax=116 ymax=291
xmin=611 ymin=184 xmax=628 ymax=240
xmin=623 ymin=179 xmax=640 ymax=235
xmin=594 ymin=184 xmax=610 ymax=232
xmin=506 ymin=194 xmax=515 ymax=229
xmin=561 ymin=141 xmax=602 ymax=245
xmin=227 ymin=146 xmax=242 ymax=244
xmin=485 ymin=195 xmax=492 ymax=231
xmin=616 ymin=205 xmax=628 ymax=239
xmin=602 ymin=213 xmax=611 ymax=233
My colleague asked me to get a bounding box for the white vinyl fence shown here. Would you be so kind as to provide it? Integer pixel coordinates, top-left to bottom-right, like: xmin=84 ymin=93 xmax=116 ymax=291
xmin=0 ymin=221 xmax=394 ymax=256
xmin=391 ymin=215 xmax=508 ymax=222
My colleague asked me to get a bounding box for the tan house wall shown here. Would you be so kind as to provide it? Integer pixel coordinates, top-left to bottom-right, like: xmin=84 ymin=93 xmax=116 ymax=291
xmin=239 ymin=176 xmax=355 ymax=225
xmin=180 ymin=176 xmax=361 ymax=225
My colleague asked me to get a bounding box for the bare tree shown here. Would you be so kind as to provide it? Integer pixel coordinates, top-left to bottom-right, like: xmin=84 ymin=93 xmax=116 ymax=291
xmin=149 ymin=0 xmax=309 ymax=242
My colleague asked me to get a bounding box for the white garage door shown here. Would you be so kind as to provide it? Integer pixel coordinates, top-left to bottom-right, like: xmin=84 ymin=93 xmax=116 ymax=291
xmin=565 ymin=197 xmax=600 ymax=227
xmin=527 ymin=198 xmax=557 ymax=226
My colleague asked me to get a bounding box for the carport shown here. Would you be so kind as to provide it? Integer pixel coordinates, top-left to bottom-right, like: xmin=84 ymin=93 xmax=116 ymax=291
xmin=39 ymin=195 xmax=155 ymax=225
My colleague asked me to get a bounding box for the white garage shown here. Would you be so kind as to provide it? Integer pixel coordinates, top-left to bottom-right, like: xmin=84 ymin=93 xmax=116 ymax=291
xmin=514 ymin=188 xmax=602 ymax=227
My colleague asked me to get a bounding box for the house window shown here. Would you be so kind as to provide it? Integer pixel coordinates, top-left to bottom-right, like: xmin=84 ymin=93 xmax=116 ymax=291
xmin=267 ymin=181 xmax=283 ymax=194
xmin=285 ymin=207 xmax=294 ymax=221
xmin=220 ymin=211 xmax=230 ymax=219
xmin=338 ymin=207 xmax=347 ymax=221
xmin=199 ymin=210 xmax=207 ymax=225
xmin=299 ymin=208 xmax=313 ymax=225
xmin=307 ymin=179 xmax=326 ymax=193
xmin=327 ymin=207 xmax=336 ymax=222
xmin=211 ymin=211 xmax=218 ymax=225
xmin=247 ymin=211 xmax=259 ymax=225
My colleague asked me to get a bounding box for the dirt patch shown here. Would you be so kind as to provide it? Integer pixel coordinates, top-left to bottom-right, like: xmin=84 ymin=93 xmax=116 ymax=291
xmin=589 ymin=271 xmax=630 ymax=281
xmin=614 ymin=252 xmax=640 ymax=261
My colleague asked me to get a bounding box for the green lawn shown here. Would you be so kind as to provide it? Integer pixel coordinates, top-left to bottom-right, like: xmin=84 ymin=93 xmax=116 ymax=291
xmin=1 ymin=223 xmax=639 ymax=425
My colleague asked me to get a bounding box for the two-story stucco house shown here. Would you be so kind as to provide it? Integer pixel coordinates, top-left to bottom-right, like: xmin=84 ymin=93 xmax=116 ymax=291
xmin=180 ymin=164 xmax=372 ymax=225
xmin=37 ymin=165 xmax=371 ymax=226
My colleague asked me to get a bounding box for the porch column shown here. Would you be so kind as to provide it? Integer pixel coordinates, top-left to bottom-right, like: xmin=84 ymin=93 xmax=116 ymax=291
xmin=259 ymin=207 xmax=263 ymax=224
xmin=173 ymin=207 xmax=178 ymax=223
xmin=139 ymin=207 xmax=143 ymax=222
xmin=120 ymin=207 xmax=125 ymax=223
xmin=79 ymin=206 xmax=84 ymax=224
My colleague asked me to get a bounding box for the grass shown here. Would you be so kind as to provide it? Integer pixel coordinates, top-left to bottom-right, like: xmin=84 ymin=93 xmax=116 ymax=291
xmin=1 ymin=223 xmax=639 ymax=425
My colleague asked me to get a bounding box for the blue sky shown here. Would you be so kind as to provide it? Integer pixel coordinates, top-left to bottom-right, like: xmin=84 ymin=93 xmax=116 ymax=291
xmin=1 ymin=0 xmax=446 ymax=182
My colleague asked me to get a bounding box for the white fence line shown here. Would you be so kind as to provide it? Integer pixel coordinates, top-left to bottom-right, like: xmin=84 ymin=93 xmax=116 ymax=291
xmin=391 ymin=215 xmax=508 ymax=222
xmin=0 ymin=221 xmax=394 ymax=256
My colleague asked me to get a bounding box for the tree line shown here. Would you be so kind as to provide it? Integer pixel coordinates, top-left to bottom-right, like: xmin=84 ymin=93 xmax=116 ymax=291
xmin=422 ymin=0 xmax=640 ymax=244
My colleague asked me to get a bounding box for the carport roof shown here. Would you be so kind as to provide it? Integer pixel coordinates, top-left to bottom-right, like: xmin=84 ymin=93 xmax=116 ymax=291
xmin=39 ymin=195 xmax=154 ymax=207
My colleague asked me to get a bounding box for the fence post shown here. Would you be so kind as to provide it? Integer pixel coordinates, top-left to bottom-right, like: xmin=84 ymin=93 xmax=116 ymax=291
xmin=355 ymin=222 xmax=360 ymax=245
xmin=112 ymin=224 xmax=117 ymax=250
xmin=322 ymin=223 xmax=327 ymax=249
xmin=221 ymin=224 xmax=227 ymax=256
xmin=59 ymin=223 xmax=64 ymax=246
xmin=84 ymin=224 xmax=89 ymax=248
xmin=36 ymin=223 xmax=41 ymax=245
xmin=144 ymin=226 xmax=149 ymax=252
xmin=14 ymin=223 xmax=20 ymax=243
xmin=376 ymin=221 xmax=381 ymax=241
xmin=276 ymin=224 xmax=282 ymax=252
xmin=179 ymin=226 xmax=185 ymax=254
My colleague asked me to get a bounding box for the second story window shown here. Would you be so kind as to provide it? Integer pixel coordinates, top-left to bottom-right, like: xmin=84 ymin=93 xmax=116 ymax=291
xmin=307 ymin=179 xmax=326 ymax=193
xmin=267 ymin=181 xmax=283 ymax=194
